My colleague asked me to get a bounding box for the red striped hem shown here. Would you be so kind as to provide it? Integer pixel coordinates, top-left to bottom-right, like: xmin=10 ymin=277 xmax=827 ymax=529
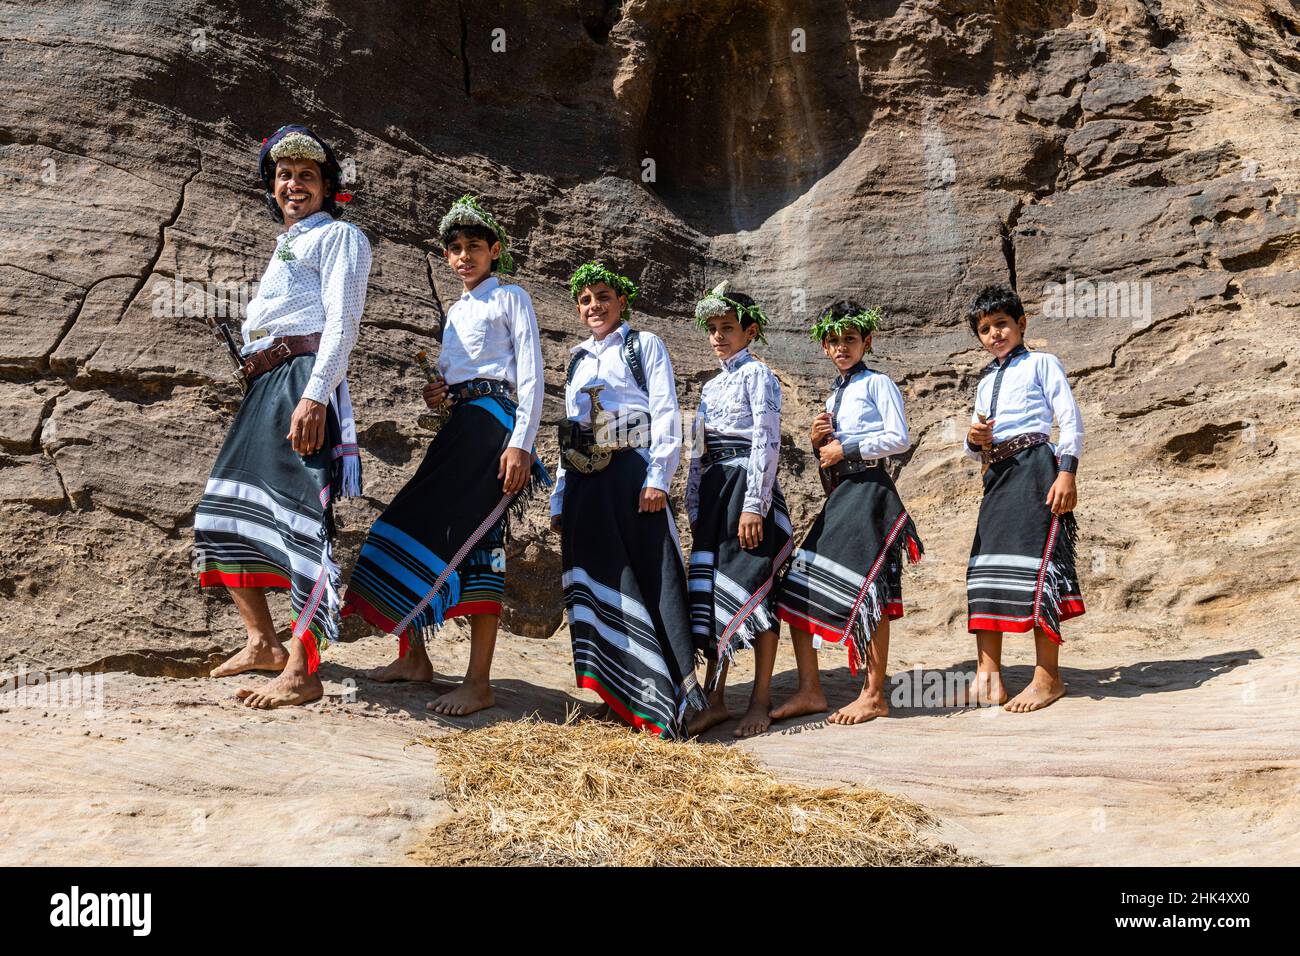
xmin=776 ymin=606 xmax=849 ymax=644
xmin=341 ymin=592 xmax=406 ymax=638
xmin=446 ymin=600 xmax=503 ymax=620
xmin=199 ymin=570 xmax=291 ymax=590
xmin=297 ymin=632 xmax=321 ymax=673
xmin=577 ymin=674 xmax=668 ymax=737
xmin=968 ymin=614 xmax=1064 ymax=645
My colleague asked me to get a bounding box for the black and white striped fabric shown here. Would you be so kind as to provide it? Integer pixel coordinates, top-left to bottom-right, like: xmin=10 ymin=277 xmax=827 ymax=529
xmin=967 ymin=441 xmax=1084 ymax=642
xmin=193 ymin=354 xmax=342 ymax=671
xmin=561 ymin=450 xmax=706 ymax=740
xmin=776 ymin=468 xmax=923 ymax=675
xmin=688 ymin=438 xmax=793 ymax=679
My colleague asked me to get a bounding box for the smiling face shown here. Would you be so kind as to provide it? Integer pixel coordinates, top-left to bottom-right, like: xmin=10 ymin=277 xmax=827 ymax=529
xmin=822 ymin=328 xmax=870 ymax=372
xmin=975 ymin=309 xmax=1027 ymax=360
xmin=443 ymin=233 xmax=500 ymax=291
xmin=273 ymin=158 xmax=328 ymax=224
xmin=705 ymin=309 xmax=756 ymax=361
xmin=576 ymin=282 xmax=627 ymax=340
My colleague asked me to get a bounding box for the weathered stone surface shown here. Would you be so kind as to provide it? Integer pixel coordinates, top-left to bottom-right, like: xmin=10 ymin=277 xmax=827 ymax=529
xmin=0 ymin=0 xmax=1298 ymax=671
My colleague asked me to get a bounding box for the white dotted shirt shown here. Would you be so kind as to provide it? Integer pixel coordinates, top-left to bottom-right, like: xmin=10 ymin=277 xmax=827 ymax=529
xmin=242 ymin=211 xmax=372 ymax=406
xmin=685 ymin=347 xmax=782 ymax=524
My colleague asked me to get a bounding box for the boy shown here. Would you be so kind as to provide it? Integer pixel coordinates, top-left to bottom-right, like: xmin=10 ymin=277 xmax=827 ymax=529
xmin=342 ymin=195 xmax=547 ymax=717
xmin=195 ymin=124 xmax=370 ymax=709
xmin=549 ymin=261 xmax=705 ymax=739
xmin=962 ymin=283 xmax=1084 ymax=712
xmin=683 ymin=282 xmax=792 ymax=739
xmin=773 ymin=301 xmax=923 ymax=725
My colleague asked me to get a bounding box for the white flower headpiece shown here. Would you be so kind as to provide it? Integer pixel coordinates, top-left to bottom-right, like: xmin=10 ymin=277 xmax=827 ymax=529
xmin=269 ymin=132 xmax=327 ymax=165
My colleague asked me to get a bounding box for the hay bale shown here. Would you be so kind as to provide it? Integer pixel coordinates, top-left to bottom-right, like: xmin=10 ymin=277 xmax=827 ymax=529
xmin=413 ymin=714 xmax=976 ymax=866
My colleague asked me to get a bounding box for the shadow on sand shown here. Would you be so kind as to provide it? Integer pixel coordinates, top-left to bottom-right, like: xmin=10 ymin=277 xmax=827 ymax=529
xmin=322 ymin=648 xmax=1263 ymax=742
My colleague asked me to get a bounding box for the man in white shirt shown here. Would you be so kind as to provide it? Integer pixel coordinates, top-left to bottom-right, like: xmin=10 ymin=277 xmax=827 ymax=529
xmin=549 ymin=262 xmax=706 ymax=740
xmin=195 ymin=124 xmax=371 ymax=709
xmin=342 ymin=196 xmax=546 ymax=718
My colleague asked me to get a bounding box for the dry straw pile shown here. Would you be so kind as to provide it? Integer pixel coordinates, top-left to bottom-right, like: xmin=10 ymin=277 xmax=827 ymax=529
xmin=416 ymin=714 xmax=973 ymax=866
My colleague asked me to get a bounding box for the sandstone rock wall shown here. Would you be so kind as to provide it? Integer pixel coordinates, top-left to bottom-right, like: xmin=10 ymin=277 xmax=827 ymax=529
xmin=2 ymin=0 xmax=1297 ymax=668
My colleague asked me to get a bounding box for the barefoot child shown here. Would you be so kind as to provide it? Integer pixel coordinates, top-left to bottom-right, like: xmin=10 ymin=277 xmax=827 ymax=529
xmin=773 ymin=301 xmax=923 ymax=725
xmin=342 ymin=195 xmax=547 ymax=717
xmin=195 ymin=124 xmax=370 ymax=709
xmin=684 ymin=283 xmax=793 ymax=739
xmin=962 ymin=283 xmax=1084 ymax=712
xmin=550 ymin=261 xmax=706 ymax=740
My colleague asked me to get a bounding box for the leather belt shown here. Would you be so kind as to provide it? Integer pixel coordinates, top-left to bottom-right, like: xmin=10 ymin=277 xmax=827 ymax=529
xmin=703 ymin=444 xmax=749 ymax=467
xmin=449 ymin=378 xmax=512 ymax=405
xmin=827 ymin=457 xmax=882 ymax=479
xmin=241 ymin=333 xmax=320 ymax=381
xmin=985 ymin=432 xmax=1049 ymax=466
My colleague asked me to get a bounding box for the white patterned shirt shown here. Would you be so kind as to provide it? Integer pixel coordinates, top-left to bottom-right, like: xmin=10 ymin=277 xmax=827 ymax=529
xmin=437 ymin=276 xmax=544 ymax=451
xmin=963 ymin=345 xmax=1084 ymax=466
xmin=549 ymin=322 xmax=682 ymax=517
xmin=242 ymin=211 xmax=372 ymax=406
xmin=685 ymin=347 xmax=782 ymax=524
xmin=827 ymin=362 xmax=911 ymax=461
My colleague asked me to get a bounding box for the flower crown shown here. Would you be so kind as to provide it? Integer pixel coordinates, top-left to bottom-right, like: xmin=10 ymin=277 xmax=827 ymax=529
xmin=694 ymin=281 xmax=769 ymax=345
xmin=268 ymin=132 xmax=327 ymax=165
xmin=809 ymin=305 xmax=883 ymax=343
xmin=438 ymin=195 xmax=516 ymax=275
xmin=568 ymin=261 xmax=638 ymax=320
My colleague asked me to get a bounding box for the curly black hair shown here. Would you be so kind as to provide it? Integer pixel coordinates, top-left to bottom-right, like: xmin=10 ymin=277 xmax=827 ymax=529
xmin=967 ymin=284 xmax=1024 ymax=335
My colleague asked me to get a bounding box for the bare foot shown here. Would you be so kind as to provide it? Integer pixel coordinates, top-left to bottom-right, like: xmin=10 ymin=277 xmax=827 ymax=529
xmin=828 ymin=690 xmax=889 ymax=725
xmin=687 ymin=700 xmax=732 ymax=736
xmin=946 ymin=672 xmax=1009 ymax=707
xmin=210 ymin=642 xmax=288 ymax=678
xmin=769 ymin=688 xmax=828 ymax=721
xmin=425 ymin=681 xmax=495 ymax=717
xmin=1004 ymin=676 xmax=1065 ymax=713
xmin=733 ymin=701 xmax=772 ymax=738
xmin=235 ymin=670 xmax=323 ymax=709
xmin=365 ymin=651 xmax=433 ymax=683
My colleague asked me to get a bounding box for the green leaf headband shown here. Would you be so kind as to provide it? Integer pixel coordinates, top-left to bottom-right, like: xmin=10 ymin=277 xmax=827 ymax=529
xmin=809 ymin=305 xmax=884 ymax=344
xmin=694 ymin=280 xmax=769 ymax=345
xmin=568 ymin=261 xmax=638 ymax=320
xmin=438 ymin=194 xmax=516 ymax=275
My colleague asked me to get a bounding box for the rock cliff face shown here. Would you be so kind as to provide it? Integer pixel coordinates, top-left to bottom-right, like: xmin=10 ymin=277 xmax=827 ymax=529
xmin=2 ymin=0 xmax=1298 ymax=668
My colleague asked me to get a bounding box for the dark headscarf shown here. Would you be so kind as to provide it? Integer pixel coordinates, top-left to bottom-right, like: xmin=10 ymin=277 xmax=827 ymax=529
xmin=258 ymin=124 xmax=350 ymax=223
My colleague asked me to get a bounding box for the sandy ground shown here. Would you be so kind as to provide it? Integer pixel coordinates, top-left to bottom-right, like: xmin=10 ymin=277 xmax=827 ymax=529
xmin=2 ymin=620 xmax=1297 ymax=867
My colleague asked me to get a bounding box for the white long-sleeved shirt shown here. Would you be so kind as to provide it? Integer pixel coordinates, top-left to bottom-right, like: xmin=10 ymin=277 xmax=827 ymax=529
xmin=685 ymin=347 xmax=781 ymax=525
xmin=242 ymin=211 xmax=371 ymax=406
xmin=826 ymin=362 xmax=911 ymax=461
xmin=963 ymin=345 xmax=1084 ymax=466
xmin=549 ymin=322 xmax=682 ymax=517
xmin=437 ymin=276 xmax=544 ymax=451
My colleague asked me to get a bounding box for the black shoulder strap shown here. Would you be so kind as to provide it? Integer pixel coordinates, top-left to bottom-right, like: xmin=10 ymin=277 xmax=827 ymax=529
xmin=564 ymin=331 xmax=649 ymax=393
xmin=564 ymin=350 xmax=585 ymax=387
xmin=624 ymin=329 xmax=648 ymax=393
